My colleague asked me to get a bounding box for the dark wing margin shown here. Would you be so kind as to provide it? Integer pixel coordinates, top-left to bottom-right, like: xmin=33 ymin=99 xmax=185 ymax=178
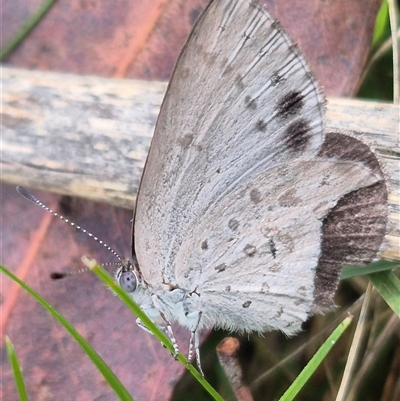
xmin=313 ymin=131 xmax=388 ymax=310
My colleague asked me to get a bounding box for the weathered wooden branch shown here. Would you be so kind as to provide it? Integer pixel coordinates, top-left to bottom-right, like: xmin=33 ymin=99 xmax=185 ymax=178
xmin=1 ymin=66 xmax=399 ymax=260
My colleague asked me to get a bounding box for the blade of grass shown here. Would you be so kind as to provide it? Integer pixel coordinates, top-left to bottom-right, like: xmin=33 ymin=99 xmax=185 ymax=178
xmin=0 ymin=264 xmax=134 ymax=401
xmin=372 ymin=0 xmax=389 ymax=49
xmin=367 ymin=269 xmax=400 ymax=317
xmin=388 ymin=0 xmax=399 ymax=103
xmin=341 ymin=260 xmax=399 ymax=280
xmin=335 ymin=284 xmax=373 ymax=401
xmin=82 ymin=257 xmax=225 ymax=401
xmin=0 ymin=0 xmax=58 ymax=60
xmin=5 ymin=336 xmax=29 ymax=401
xmin=341 ymin=260 xmax=400 ymax=317
xmin=278 ymin=316 xmax=353 ymax=401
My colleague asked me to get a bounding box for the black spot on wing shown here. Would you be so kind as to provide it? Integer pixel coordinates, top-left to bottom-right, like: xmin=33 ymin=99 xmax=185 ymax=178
xmin=282 ymin=119 xmax=312 ymax=153
xmin=250 ymin=188 xmax=261 ymax=204
xmin=256 ymin=119 xmax=267 ymax=132
xmin=215 ymin=263 xmax=226 ymax=273
xmin=271 ymin=71 xmax=284 ymax=86
xmin=228 ymin=219 xmax=239 ymax=231
xmin=242 ymin=301 xmax=252 ymax=308
xmin=269 ymin=238 xmax=277 ymax=259
xmin=244 ymin=95 xmax=257 ymax=110
xmin=277 ymin=91 xmax=304 ymax=118
xmin=201 ymin=240 xmax=208 ymax=250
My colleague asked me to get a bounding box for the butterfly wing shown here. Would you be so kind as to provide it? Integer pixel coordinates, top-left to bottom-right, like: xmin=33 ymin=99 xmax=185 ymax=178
xmin=135 ymin=0 xmax=325 ymax=277
xmin=133 ymin=0 xmax=381 ymax=333
xmin=171 ymin=158 xmax=379 ymax=333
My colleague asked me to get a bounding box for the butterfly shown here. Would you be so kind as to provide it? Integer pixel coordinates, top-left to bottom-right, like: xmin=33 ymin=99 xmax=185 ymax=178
xmin=119 ymin=0 xmax=388 ymax=372
xmin=18 ymin=0 xmax=388 ymax=376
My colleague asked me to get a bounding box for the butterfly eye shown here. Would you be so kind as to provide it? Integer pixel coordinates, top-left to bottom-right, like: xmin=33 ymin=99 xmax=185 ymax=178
xmin=118 ymin=270 xmax=137 ymax=293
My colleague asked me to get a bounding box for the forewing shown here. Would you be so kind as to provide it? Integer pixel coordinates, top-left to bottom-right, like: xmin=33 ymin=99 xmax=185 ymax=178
xmin=134 ymin=0 xmax=326 ymax=283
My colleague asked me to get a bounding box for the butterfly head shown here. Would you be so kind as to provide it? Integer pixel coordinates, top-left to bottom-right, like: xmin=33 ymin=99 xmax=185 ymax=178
xmin=115 ymin=255 xmax=144 ymax=293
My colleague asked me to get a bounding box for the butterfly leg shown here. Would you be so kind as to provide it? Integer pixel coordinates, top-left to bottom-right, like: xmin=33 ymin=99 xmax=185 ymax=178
xmin=194 ymin=330 xmax=203 ymax=377
xmin=136 ymin=317 xmax=179 ymax=358
xmin=135 ymin=318 xmax=167 ymax=348
xmin=187 ymin=311 xmax=204 ymax=376
xmin=135 ymin=317 xmax=154 ymax=335
xmin=165 ymin=320 xmax=180 ymax=359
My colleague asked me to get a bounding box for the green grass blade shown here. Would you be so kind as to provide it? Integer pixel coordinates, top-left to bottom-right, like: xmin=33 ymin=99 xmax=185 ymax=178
xmin=0 ymin=264 xmax=134 ymax=401
xmin=0 ymin=0 xmax=58 ymax=60
xmin=278 ymin=316 xmax=352 ymax=401
xmin=372 ymin=0 xmax=389 ymax=49
xmin=368 ymin=270 xmax=400 ymax=317
xmin=5 ymin=336 xmax=29 ymax=401
xmin=341 ymin=260 xmax=399 ymax=280
xmin=341 ymin=260 xmax=400 ymax=317
xmin=83 ymin=257 xmax=225 ymax=401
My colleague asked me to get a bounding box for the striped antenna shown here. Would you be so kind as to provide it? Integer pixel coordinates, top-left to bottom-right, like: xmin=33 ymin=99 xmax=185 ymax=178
xmin=16 ymin=186 xmax=124 ymax=278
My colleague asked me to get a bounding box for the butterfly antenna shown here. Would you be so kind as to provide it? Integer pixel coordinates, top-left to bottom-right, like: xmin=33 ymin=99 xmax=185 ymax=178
xmin=16 ymin=186 xmax=124 ymax=268
xmin=50 ymin=268 xmax=91 ymax=280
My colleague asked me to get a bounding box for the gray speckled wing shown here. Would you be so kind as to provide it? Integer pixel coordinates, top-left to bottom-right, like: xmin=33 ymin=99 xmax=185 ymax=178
xmin=135 ymin=0 xmax=325 ymax=282
xmin=133 ymin=0 xmax=385 ymax=334
xmin=172 ymin=159 xmax=379 ymax=333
